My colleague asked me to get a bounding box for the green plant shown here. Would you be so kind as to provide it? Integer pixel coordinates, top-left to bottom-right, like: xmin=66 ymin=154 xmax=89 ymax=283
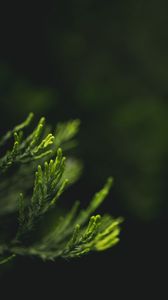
xmin=0 ymin=113 xmax=122 ymax=264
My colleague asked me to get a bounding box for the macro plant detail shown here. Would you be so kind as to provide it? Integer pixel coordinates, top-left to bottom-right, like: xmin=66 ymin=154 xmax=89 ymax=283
xmin=0 ymin=113 xmax=122 ymax=264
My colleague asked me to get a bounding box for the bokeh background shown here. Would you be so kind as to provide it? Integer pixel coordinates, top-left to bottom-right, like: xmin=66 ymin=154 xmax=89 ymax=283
xmin=0 ymin=0 xmax=167 ymax=296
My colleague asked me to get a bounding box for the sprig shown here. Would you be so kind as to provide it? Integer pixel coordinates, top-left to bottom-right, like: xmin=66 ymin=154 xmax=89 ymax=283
xmin=0 ymin=115 xmax=54 ymax=173
xmin=0 ymin=114 xmax=122 ymax=264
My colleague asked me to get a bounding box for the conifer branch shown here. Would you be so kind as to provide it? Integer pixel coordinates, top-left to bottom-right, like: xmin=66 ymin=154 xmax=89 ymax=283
xmin=0 ymin=114 xmax=122 ymax=264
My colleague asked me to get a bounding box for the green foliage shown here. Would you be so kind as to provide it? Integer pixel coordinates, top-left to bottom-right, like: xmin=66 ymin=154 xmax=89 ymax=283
xmin=0 ymin=114 xmax=122 ymax=264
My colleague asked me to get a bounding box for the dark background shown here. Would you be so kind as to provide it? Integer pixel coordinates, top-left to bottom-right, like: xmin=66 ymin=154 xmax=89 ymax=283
xmin=0 ymin=0 xmax=167 ymax=296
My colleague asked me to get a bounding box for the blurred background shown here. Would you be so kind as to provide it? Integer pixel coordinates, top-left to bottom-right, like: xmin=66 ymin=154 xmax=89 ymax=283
xmin=0 ymin=0 xmax=167 ymax=296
